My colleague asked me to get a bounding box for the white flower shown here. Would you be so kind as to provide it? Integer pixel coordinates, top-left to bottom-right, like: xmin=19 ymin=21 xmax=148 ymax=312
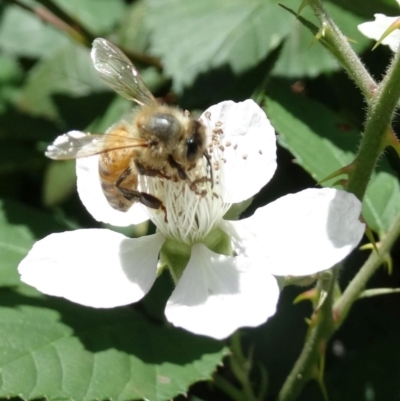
xmin=358 ymin=2 xmax=400 ymax=52
xmin=18 ymin=100 xmax=365 ymax=340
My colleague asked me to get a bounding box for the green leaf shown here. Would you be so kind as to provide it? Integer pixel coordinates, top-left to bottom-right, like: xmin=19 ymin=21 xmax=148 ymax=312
xmin=42 ymin=160 xmax=76 ymax=207
xmin=0 ymin=199 xmax=70 ymax=287
xmin=272 ymin=1 xmax=371 ymax=77
xmin=0 ymin=290 xmax=226 ymax=401
xmin=147 ymin=0 xmax=371 ymax=92
xmin=18 ymin=41 xmax=105 ymax=120
xmin=265 ymin=81 xmax=400 ymax=234
xmin=0 ymin=4 xmax=69 ymax=58
xmin=362 ymin=171 xmax=400 ymax=235
xmin=53 ymin=0 xmax=125 ymax=34
xmin=0 ymin=54 xmax=23 ymax=83
xmin=147 ymin=0 xmax=290 ymax=92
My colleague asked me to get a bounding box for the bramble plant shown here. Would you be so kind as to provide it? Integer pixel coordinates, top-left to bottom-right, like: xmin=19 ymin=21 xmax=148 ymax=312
xmin=1 ymin=0 xmax=400 ymax=400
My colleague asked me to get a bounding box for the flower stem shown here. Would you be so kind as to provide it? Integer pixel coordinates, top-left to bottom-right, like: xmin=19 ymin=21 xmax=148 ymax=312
xmin=334 ymin=212 xmax=400 ymax=325
xmin=276 ymin=4 xmax=400 ymax=399
xmin=215 ymin=333 xmax=259 ymax=401
xmin=213 ymin=374 xmax=245 ymax=401
xmin=277 ymin=269 xmax=337 ymax=401
xmin=358 ymin=288 xmax=400 ymax=298
xmin=277 ymin=210 xmax=400 ymax=401
xmin=307 ymin=0 xmax=377 ymax=100
xmin=348 ymin=46 xmax=400 ymax=199
xmin=229 ymin=333 xmax=259 ymax=401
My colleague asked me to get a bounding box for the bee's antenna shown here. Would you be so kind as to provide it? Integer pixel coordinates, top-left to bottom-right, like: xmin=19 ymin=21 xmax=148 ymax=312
xmin=204 ymin=152 xmax=214 ymax=188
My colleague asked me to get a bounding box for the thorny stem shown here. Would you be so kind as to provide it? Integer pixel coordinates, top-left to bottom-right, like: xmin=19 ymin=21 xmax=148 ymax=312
xmin=215 ymin=333 xmax=259 ymax=401
xmin=347 ymin=45 xmax=400 ymax=199
xmin=334 ymin=212 xmax=400 ymax=325
xmin=277 ymin=269 xmax=337 ymax=401
xmin=358 ymin=288 xmax=400 ymax=298
xmin=230 ymin=333 xmax=258 ymax=401
xmin=278 ymin=2 xmax=400 ymax=400
xmin=213 ymin=375 xmax=245 ymax=401
xmin=278 ymin=211 xmax=400 ymax=401
xmin=307 ymin=0 xmax=377 ymax=100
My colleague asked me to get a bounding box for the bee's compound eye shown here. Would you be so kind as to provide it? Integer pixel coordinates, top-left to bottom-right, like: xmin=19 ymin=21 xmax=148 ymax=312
xmin=186 ymin=137 xmax=198 ymax=159
xmin=186 ymin=121 xmax=205 ymax=163
xmin=186 ymin=133 xmax=202 ymax=162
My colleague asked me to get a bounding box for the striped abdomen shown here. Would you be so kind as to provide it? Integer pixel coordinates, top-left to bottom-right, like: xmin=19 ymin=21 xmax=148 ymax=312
xmin=99 ymin=149 xmax=138 ymax=211
xmin=98 ymin=124 xmax=139 ymax=212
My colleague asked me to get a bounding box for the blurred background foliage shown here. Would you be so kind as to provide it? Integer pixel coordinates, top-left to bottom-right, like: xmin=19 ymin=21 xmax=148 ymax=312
xmin=0 ymin=0 xmax=400 ymax=400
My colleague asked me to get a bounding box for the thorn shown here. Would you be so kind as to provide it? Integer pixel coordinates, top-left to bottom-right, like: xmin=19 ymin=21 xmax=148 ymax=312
xmin=294 ymin=288 xmax=318 ymax=304
xmin=364 ymin=225 xmax=379 ymax=253
xmin=318 ymin=162 xmax=355 ymax=185
xmin=297 ymin=0 xmax=311 ymax=17
xmin=309 ymin=22 xmax=328 ymax=48
xmin=372 ymin=16 xmax=400 ymax=50
xmin=386 ymin=127 xmax=400 ymax=155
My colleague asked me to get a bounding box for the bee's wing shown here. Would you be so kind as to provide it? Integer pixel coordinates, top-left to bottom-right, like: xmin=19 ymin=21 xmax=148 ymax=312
xmin=91 ymin=38 xmax=157 ymax=107
xmin=45 ymin=131 xmax=147 ymax=160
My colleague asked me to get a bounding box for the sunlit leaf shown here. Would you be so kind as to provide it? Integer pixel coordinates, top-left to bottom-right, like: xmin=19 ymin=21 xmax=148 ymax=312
xmin=272 ymin=1 xmax=371 ymax=77
xmin=0 ymin=290 xmax=226 ymax=401
xmin=147 ymin=0 xmax=371 ymax=92
xmin=147 ymin=0 xmax=290 ymax=92
xmin=265 ymin=81 xmax=400 ymax=234
xmin=53 ymin=0 xmax=125 ymax=34
xmin=18 ymin=41 xmax=104 ymax=120
xmin=0 ymin=199 xmax=70 ymax=287
xmin=0 ymin=5 xmax=68 ymax=58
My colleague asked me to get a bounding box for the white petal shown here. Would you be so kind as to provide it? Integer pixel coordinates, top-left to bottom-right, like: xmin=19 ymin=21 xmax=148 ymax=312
xmin=165 ymin=242 xmax=280 ymax=339
xmin=200 ymin=100 xmax=277 ymax=204
xmin=358 ymin=14 xmax=400 ymax=52
xmin=76 ymin=155 xmax=149 ymax=226
xmin=241 ymin=188 xmax=365 ymax=276
xmin=18 ymin=229 xmax=165 ymax=307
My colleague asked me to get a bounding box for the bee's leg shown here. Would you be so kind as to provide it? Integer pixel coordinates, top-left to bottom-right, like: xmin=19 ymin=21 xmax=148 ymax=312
xmin=189 ymin=177 xmax=211 ymax=197
xmin=135 ymin=160 xmax=171 ymax=180
xmin=166 ymin=155 xmax=212 ymax=196
xmin=167 ymin=156 xmax=188 ymax=180
xmin=115 ymin=167 xmax=168 ymax=222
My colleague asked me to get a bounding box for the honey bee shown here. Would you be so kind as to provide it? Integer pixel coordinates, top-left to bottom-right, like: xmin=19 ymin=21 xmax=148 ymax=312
xmin=45 ymin=38 xmax=211 ymax=218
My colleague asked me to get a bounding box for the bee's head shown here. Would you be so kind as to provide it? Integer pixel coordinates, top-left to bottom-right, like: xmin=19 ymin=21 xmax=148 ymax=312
xmin=137 ymin=108 xmax=210 ymax=181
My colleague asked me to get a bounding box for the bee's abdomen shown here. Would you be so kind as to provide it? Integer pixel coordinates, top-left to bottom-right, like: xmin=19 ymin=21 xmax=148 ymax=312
xmin=98 ymin=150 xmax=137 ymax=212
